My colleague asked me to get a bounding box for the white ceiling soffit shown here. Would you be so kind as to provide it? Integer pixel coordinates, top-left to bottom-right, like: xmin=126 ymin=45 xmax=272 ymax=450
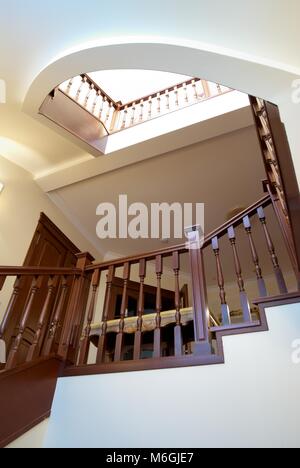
xmin=36 ymin=105 xmax=253 ymax=193
xmin=23 ymin=41 xmax=300 ymax=188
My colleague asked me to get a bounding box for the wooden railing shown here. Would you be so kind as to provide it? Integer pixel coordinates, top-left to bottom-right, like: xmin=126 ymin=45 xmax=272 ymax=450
xmin=0 ymin=191 xmax=298 ymax=374
xmin=58 ymin=74 xmax=231 ymax=134
xmin=0 ymin=267 xmax=80 ymax=370
xmin=68 ymin=192 xmax=298 ymax=372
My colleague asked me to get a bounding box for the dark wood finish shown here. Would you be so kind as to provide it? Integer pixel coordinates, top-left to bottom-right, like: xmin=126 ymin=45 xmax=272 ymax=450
xmin=265 ymin=103 xmax=300 ymax=280
xmin=257 ymin=207 xmax=288 ymax=294
xmin=67 ymin=290 xmax=300 ymax=375
xmin=96 ymin=266 xmax=115 ymax=364
xmin=78 ymin=269 xmax=101 ymax=365
xmin=253 ymin=291 xmax=300 ymax=308
xmin=26 ymin=276 xmax=57 ymax=362
xmin=0 ymin=276 xmax=6 ymax=291
xmin=86 ymin=194 xmax=272 ymax=273
xmin=173 ymin=251 xmax=183 ymax=357
xmin=243 ymin=215 xmax=268 ymax=297
xmin=0 ymin=267 xmax=80 ymax=276
xmin=227 ymin=226 xmax=252 ymax=322
xmin=266 ymin=183 xmax=300 ymax=289
xmin=114 ymin=262 xmax=131 ymax=362
xmin=212 ymin=236 xmax=231 ymax=325
xmin=0 ymin=356 xmax=63 ymax=448
xmin=82 ymin=74 xmax=120 ymax=109
xmin=65 ymin=291 xmax=298 ymax=377
xmin=187 ymin=229 xmax=211 ymax=355
xmin=0 ymin=277 xmax=21 ymax=340
xmin=250 ymin=97 xmax=300 ymax=282
xmin=6 ymin=276 xmax=43 ymax=370
xmin=133 ymin=259 xmax=146 ymax=360
xmin=153 ymin=255 xmax=163 ymax=358
xmin=58 ymin=252 xmax=94 ymax=362
xmin=43 ymin=276 xmax=69 ymax=357
xmin=64 ymin=354 xmax=224 ymax=378
xmin=2 ymin=213 xmax=80 ymax=365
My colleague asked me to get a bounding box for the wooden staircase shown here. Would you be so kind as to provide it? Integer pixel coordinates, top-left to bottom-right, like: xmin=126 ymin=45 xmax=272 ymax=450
xmin=0 ymin=356 xmax=63 ymax=448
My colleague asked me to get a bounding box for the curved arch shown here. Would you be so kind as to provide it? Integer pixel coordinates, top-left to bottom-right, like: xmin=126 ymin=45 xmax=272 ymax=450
xmin=23 ymin=40 xmax=300 ymax=185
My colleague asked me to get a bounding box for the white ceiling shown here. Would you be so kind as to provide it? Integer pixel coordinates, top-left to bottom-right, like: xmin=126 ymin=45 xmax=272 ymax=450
xmin=88 ymin=70 xmax=192 ymax=104
xmin=0 ymin=0 xmax=299 ymax=183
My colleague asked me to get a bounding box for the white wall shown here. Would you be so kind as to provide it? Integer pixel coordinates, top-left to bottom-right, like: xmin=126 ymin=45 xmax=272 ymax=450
xmin=5 ymin=419 xmax=49 ymax=449
xmin=43 ymin=301 xmax=300 ymax=448
xmin=0 ymin=156 xmax=100 ymax=319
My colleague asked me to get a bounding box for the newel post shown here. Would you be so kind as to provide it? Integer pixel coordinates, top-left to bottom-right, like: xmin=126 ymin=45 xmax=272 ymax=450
xmin=58 ymin=252 xmax=94 ymax=363
xmin=186 ymin=227 xmax=212 ymax=356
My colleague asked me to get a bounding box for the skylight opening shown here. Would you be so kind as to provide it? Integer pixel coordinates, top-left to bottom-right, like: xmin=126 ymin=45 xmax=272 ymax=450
xmin=58 ymin=69 xmax=232 ymax=136
xmin=87 ymin=70 xmax=193 ymax=104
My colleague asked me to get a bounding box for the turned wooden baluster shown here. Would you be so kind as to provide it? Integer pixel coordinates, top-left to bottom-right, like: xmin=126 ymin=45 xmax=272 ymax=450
xmin=173 ymin=252 xmax=183 ymax=356
xmin=192 ymin=80 xmax=198 ymax=100
xmin=96 ymin=266 xmax=115 ymax=364
xmin=98 ymin=96 xmax=105 ymax=120
xmin=139 ymin=100 xmax=144 ymax=122
xmin=212 ymin=237 xmax=231 ymax=325
xmin=243 ymin=215 xmax=268 ymax=297
xmin=105 ymin=102 xmax=113 ymax=124
xmin=114 ymin=262 xmax=131 ymax=362
xmin=6 ymin=276 xmax=42 ymax=370
xmin=153 ymin=255 xmax=163 ymax=358
xmin=121 ymin=106 xmax=128 ymax=129
xmin=92 ymin=90 xmax=100 ymax=115
xmin=26 ymin=276 xmax=57 ymax=362
xmin=165 ymin=90 xmax=170 ymax=110
xmin=148 ymin=97 xmax=153 ymax=119
xmin=228 ymin=226 xmax=252 ymax=323
xmin=0 ymin=276 xmax=21 ymax=340
xmin=78 ymin=269 xmax=101 ymax=365
xmin=84 ymin=83 xmax=94 ymax=107
xmin=130 ymin=104 xmax=136 ymax=125
xmin=157 ymin=93 xmax=161 ymax=114
xmin=186 ymin=228 xmax=211 ymax=355
xmin=43 ymin=276 xmax=69 ymax=356
xmin=183 ymin=83 xmax=188 ymax=103
xmin=257 ymin=207 xmax=288 ymax=294
xmin=66 ymin=78 xmax=74 ymax=94
xmin=174 ymin=86 xmax=179 ymax=107
xmin=202 ymin=80 xmax=211 ymax=98
xmin=75 ymin=76 xmax=86 ymax=101
xmin=133 ymin=259 xmax=146 ymax=360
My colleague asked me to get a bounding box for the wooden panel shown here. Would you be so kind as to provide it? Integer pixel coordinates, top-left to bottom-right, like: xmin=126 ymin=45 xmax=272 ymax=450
xmin=0 ymin=356 xmax=63 ymax=448
xmin=3 ymin=214 xmax=80 ymax=364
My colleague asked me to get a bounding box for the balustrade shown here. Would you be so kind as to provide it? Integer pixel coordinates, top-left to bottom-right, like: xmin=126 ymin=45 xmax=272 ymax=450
xmin=58 ymin=74 xmax=231 ymax=134
xmin=0 ymin=193 xmax=298 ymax=374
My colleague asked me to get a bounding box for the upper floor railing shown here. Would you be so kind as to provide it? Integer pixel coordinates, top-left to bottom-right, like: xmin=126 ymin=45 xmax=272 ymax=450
xmin=58 ymin=74 xmax=232 ymax=135
xmin=1 ymin=186 xmax=298 ymax=375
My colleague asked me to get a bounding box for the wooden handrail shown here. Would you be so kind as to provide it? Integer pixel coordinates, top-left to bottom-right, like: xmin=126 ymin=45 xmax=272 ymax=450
xmin=202 ymin=193 xmax=271 ymax=248
xmin=56 ymin=73 xmax=230 ymax=135
xmin=82 ymin=74 xmax=120 ymax=110
xmin=0 ymin=267 xmax=81 ymax=276
xmin=119 ymin=78 xmax=203 ymax=110
xmin=86 ymin=194 xmax=272 ymax=272
xmin=83 ymin=74 xmax=203 ymax=110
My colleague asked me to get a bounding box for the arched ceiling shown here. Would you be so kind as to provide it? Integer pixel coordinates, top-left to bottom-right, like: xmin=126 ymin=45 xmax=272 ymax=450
xmin=0 ymin=0 xmax=299 ymax=186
